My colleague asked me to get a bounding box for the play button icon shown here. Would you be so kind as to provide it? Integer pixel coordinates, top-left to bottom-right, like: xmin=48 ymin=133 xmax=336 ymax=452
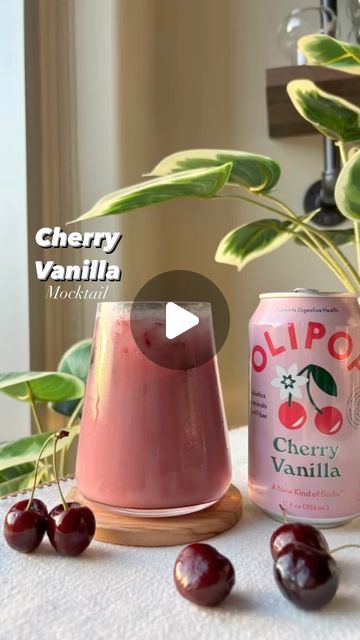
xmin=165 ymin=302 xmax=199 ymax=339
xmin=130 ymin=270 xmax=230 ymax=370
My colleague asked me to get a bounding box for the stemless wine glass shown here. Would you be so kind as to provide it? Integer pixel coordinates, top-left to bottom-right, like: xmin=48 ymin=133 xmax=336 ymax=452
xmin=277 ymin=7 xmax=339 ymax=65
xmin=75 ymin=302 xmax=232 ymax=517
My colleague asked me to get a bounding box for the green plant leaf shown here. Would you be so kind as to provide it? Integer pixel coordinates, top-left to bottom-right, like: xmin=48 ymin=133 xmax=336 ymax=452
xmin=0 ymin=462 xmax=35 ymax=481
xmin=148 ymin=149 xmax=280 ymax=193
xmin=287 ymin=80 xmax=360 ymax=142
xmin=295 ymin=227 xmax=355 ymax=247
xmin=335 ymin=149 xmax=360 ymax=221
xmin=51 ymin=339 xmax=92 ymax=417
xmin=298 ymin=34 xmax=360 ymax=75
xmin=70 ymin=164 xmax=232 ymax=223
xmin=215 ymin=219 xmax=292 ymax=270
xmin=0 ymin=372 xmax=84 ymax=403
xmin=57 ymin=339 xmax=92 ymax=380
xmin=0 ymin=426 xmax=80 ymax=472
xmin=307 ymin=364 xmax=337 ymax=396
xmin=0 ymin=462 xmax=35 ymax=496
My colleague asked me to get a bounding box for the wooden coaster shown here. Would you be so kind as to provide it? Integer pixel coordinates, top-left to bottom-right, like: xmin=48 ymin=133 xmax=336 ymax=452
xmin=66 ymin=484 xmax=242 ymax=547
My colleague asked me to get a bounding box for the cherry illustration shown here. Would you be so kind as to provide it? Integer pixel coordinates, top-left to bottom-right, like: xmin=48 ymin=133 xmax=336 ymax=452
xmin=278 ymin=401 xmax=307 ymax=430
xmin=173 ymin=543 xmax=235 ymax=606
xmin=315 ymin=406 xmax=343 ymax=436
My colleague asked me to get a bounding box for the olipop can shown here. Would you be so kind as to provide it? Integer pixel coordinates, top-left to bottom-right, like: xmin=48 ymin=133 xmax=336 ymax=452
xmin=248 ymin=289 xmax=360 ymax=526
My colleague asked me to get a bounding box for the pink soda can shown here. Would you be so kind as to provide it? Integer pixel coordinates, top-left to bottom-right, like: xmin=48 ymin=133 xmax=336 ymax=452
xmin=248 ymin=289 xmax=360 ymax=527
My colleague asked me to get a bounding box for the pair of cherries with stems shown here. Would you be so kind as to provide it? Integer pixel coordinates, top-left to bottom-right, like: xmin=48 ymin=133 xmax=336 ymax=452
xmin=271 ymin=507 xmax=360 ymax=610
xmin=173 ymin=508 xmax=359 ymax=610
xmin=4 ymin=430 xmax=95 ymax=556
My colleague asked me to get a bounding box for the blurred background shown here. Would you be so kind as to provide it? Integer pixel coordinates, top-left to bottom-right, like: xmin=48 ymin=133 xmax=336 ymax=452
xmin=0 ymin=0 xmax=356 ymax=440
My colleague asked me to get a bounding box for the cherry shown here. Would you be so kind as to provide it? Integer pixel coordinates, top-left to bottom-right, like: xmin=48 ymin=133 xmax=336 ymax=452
xmin=173 ymin=543 xmax=235 ymax=606
xmin=274 ymin=542 xmax=339 ymax=610
xmin=3 ymin=430 xmax=53 ymax=554
xmin=278 ymin=401 xmax=306 ymax=430
xmin=4 ymin=498 xmax=48 ymax=553
xmin=47 ymin=431 xmax=95 ymax=556
xmin=270 ymin=522 xmax=329 ymax=560
xmin=315 ymin=406 xmax=343 ymax=436
xmin=47 ymin=502 xmax=95 ymax=556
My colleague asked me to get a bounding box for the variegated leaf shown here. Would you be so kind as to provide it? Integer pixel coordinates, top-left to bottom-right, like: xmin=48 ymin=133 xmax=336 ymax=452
xmin=298 ymin=34 xmax=360 ymax=75
xmin=287 ymin=80 xmax=360 ymax=142
xmin=215 ymin=219 xmax=292 ymax=271
xmin=148 ymin=149 xmax=280 ymax=193
xmin=335 ymin=149 xmax=360 ymax=220
xmin=295 ymin=227 xmax=355 ymax=247
xmin=70 ymin=164 xmax=232 ymax=223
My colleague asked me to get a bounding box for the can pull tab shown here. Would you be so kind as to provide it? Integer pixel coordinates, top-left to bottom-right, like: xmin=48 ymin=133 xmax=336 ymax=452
xmin=293 ymin=288 xmax=320 ymax=294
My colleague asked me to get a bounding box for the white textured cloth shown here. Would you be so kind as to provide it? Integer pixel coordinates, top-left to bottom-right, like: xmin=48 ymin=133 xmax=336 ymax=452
xmin=0 ymin=427 xmax=359 ymax=640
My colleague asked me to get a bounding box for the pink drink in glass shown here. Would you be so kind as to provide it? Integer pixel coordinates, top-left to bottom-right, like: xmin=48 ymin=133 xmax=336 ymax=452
xmin=76 ymin=302 xmax=231 ymax=516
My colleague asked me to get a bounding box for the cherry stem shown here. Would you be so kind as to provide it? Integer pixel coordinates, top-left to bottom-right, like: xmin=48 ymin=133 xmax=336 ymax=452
xmin=330 ymin=544 xmax=360 ymax=554
xmin=52 ymin=431 xmax=69 ymax=510
xmin=298 ymin=365 xmax=324 ymax=414
xmin=298 ymin=366 xmax=309 ymax=376
xmin=279 ymin=504 xmax=288 ymax=524
xmin=305 ymin=371 xmax=323 ymax=415
xmin=26 ymin=433 xmax=55 ymax=510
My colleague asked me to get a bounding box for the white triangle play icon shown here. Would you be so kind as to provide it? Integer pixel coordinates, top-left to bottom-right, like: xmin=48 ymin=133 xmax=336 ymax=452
xmin=165 ymin=302 xmax=199 ymax=340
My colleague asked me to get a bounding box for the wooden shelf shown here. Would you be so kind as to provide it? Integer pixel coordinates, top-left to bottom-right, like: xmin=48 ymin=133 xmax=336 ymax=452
xmin=266 ymin=65 xmax=360 ymax=138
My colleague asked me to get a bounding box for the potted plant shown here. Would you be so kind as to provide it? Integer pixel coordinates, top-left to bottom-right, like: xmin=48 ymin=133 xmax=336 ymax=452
xmin=1 ymin=34 xmax=359 ymax=495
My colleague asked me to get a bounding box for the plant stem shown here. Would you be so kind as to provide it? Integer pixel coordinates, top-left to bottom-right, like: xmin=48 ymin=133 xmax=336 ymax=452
xmin=53 ymin=434 xmax=69 ymax=510
xmin=26 ymin=384 xmax=43 ymax=435
xmin=216 ymin=193 xmax=358 ymax=292
xmin=68 ymin=398 xmax=84 ymax=429
xmin=59 ymin=398 xmax=84 ymax=477
xmin=331 ymin=544 xmax=360 ymax=554
xmin=279 ymin=504 xmax=288 ymax=523
xmin=25 ymin=384 xmax=53 ymax=482
xmin=285 ymin=227 xmax=352 ymax=288
xmin=337 ymin=141 xmax=348 ymax=167
xmin=306 ymin=375 xmax=323 ymax=415
xmin=264 ymin=193 xmax=360 ymax=290
xmin=27 ymin=433 xmax=55 ymax=509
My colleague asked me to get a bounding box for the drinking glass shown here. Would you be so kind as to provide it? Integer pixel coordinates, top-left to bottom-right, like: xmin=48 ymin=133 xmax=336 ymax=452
xmin=76 ymin=302 xmax=232 ymax=516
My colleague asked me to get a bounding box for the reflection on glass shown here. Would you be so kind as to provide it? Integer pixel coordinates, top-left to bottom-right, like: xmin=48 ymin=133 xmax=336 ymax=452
xmin=278 ymin=7 xmax=339 ymax=65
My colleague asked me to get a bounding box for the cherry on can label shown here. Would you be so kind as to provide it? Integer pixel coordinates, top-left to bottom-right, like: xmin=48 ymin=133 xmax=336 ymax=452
xmin=248 ymin=290 xmax=360 ymax=526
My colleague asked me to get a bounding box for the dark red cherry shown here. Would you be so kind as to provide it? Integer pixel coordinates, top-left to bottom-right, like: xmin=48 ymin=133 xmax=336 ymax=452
xmin=4 ymin=498 xmax=48 ymax=553
xmin=274 ymin=542 xmax=339 ymax=610
xmin=173 ymin=543 xmax=235 ymax=606
xmin=47 ymin=502 xmax=95 ymax=556
xmin=270 ymin=522 xmax=329 ymax=559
